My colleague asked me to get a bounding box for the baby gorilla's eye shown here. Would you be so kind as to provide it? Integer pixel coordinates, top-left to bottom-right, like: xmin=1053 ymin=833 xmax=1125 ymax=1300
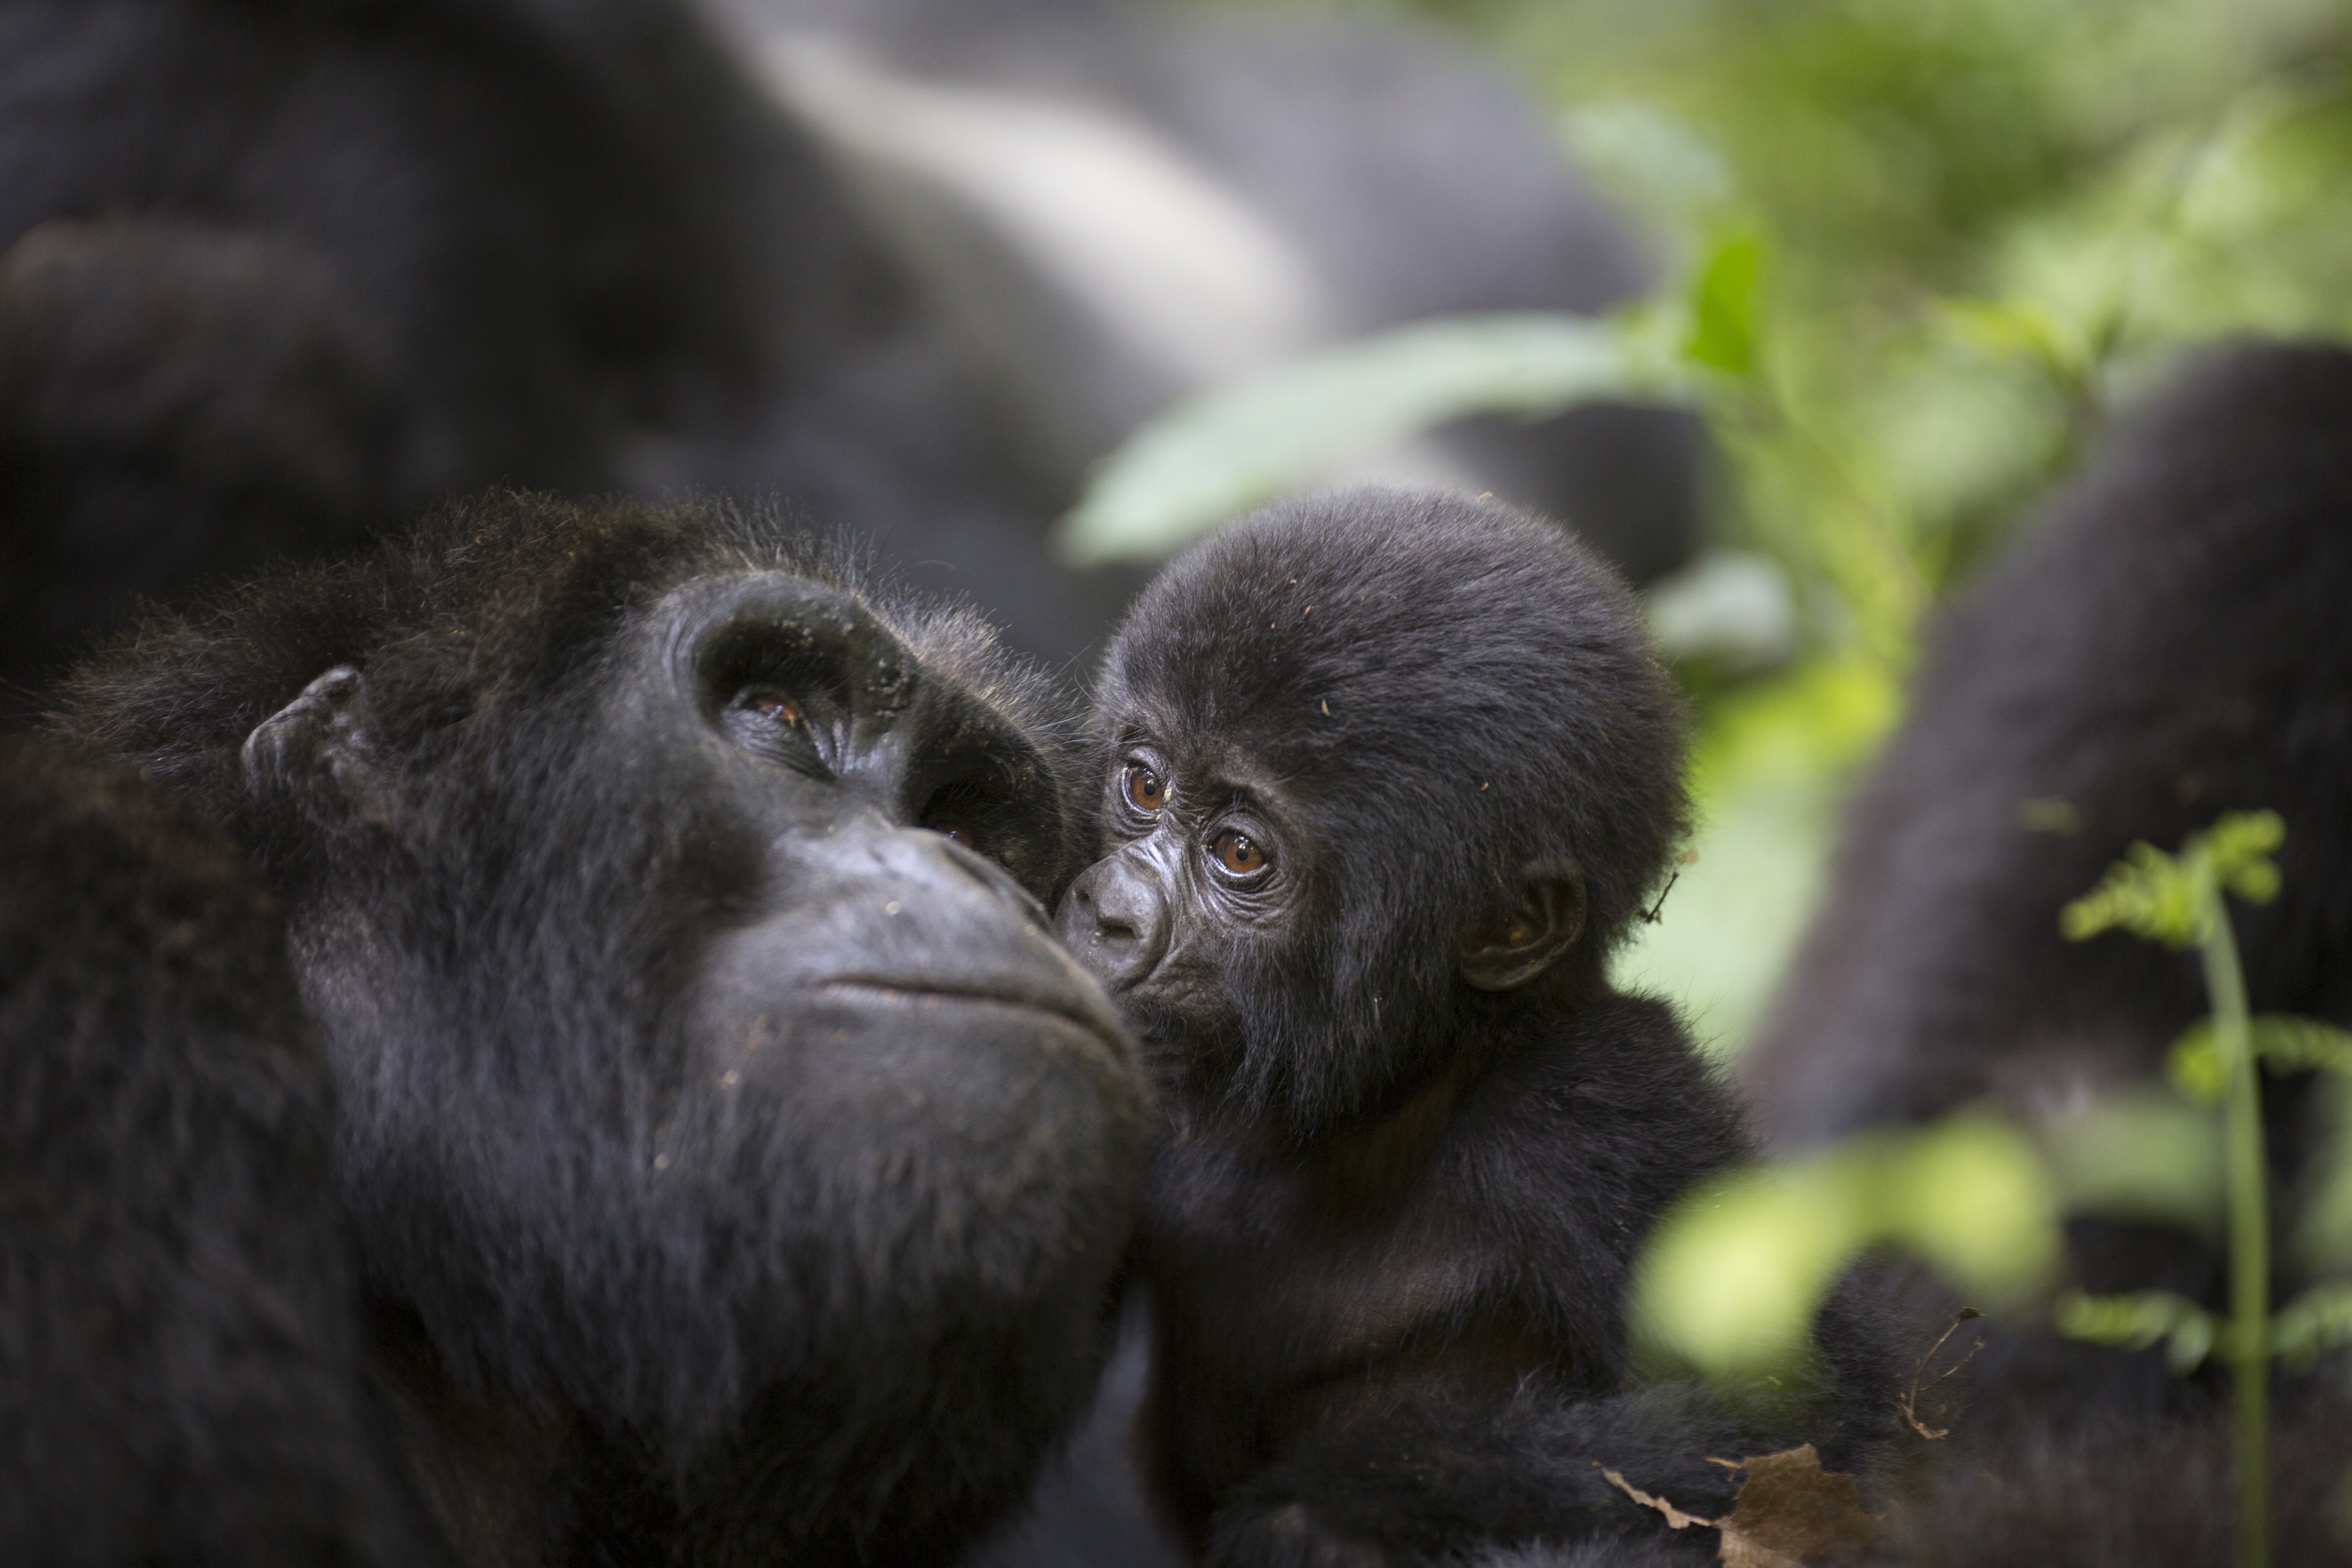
xmin=1214 ymin=830 xmax=1268 ymax=877
xmin=934 ymin=823 xmax=976 ymax=850
xmin=1123 ymin=764 xmax=1165 ymax=815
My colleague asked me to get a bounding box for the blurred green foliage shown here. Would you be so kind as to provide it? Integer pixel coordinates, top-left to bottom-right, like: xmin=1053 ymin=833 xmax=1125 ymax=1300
xmin=1635 ymin=819 xmax=2352 ymax=1565
xmin=1145 ymin=0 xmax=2352 ymax=1054
xmin=1630 ymin=1111 xmax=2059 ymax=1378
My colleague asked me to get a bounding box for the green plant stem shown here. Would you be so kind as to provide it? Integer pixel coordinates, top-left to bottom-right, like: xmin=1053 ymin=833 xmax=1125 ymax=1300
xmin=2199 ymin=883 xmax=2270 ymax=1568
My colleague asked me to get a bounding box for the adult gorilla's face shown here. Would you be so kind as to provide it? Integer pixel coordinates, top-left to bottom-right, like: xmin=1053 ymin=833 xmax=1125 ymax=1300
xmin=667 ymin=571 xmax=1127 ymax=1111
xmin=203 ymin=523 xmax=1148 ymax=1558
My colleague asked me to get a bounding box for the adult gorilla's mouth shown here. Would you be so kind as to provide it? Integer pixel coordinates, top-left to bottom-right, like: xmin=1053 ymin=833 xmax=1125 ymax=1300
xmin=813 ymin=979 xmax=1129 ymax=1056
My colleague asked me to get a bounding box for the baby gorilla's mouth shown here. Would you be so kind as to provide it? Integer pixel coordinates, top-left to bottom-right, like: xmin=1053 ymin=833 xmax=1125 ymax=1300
xmin=814 ymin=978 xmax=1127 ymax=1056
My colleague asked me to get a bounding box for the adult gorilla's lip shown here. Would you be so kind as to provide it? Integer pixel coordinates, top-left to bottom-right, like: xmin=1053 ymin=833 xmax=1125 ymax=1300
xmin=813 ymin=978 xmax=1128 ymax=1054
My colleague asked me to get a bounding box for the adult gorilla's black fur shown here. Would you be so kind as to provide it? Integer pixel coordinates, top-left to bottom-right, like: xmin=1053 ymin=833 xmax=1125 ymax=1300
xmin=0 ymin=736 xmax=441 ymax=1566
xmin=1054 ymin=491 xmax=1894 ymax=1566
xmin=1741 ymin=344 xmax=2352 ymax=1562
xmin=1747 ymin=342 xmax=2352 ymax=1151
xmin=50 ymin=491 xmax=1152 ymax=1565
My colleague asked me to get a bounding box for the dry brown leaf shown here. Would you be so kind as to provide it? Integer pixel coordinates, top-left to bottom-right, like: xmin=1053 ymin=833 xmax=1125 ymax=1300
xmin=1599 ymin=1446 xmax=1873 ymax=1566
xmin=1717 ymin=1533 xmax=1806 ymax=1568
xmin=1717 ymin=1445 xmax=1877 ymax=1563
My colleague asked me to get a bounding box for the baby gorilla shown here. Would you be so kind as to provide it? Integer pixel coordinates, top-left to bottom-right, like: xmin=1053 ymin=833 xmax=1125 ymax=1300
xmin=1054 ymin=490 xmax=1888 ymax=1566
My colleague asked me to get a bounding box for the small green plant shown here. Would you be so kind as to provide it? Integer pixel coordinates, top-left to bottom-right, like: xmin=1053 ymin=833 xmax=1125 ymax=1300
xmin=2056 ymin=811 xmax=2352 ymax=1568
xmin=1627 ymin=813 xmax=2352 ymax=1568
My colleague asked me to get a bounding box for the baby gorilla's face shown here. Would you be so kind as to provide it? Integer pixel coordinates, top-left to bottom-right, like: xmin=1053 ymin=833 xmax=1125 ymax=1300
xmin=1053 ymin=708 xmax=1590 ymax=1119
xmin=1052 ymin=724 xmax=1314 ymax=1064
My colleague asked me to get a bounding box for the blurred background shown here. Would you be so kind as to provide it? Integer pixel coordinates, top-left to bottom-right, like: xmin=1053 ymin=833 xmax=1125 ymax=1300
xmin=1385 ymin=0 xmax=2352 ymax=1057
xmin=14 ymin=0 xmax=2349 ymax=1053
xmin=1163 ymin=0 xmax=2352 ymax=1059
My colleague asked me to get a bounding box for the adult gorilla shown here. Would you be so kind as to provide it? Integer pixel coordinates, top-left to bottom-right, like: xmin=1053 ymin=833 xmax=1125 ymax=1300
xmin=1741 ymin=344 xmax=2352 ymax=1565
xmin=1746 ymin=343 xmax=2352 ymax=1160
xmin=27 ymin=491 xmax=1151 ymax=1564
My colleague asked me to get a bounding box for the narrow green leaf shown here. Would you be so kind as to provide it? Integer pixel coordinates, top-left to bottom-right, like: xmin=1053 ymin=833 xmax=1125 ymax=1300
xmin=1056 ymin=312 xmax=1695 ymax=567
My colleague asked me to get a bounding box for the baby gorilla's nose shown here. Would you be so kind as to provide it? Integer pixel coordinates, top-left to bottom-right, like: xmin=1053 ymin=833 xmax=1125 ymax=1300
xmin=1054 ymin=851 xmax=1169 ymax=991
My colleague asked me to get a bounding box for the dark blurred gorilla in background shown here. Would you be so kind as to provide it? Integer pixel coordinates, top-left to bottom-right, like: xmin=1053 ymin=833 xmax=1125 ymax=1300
xmin=0 ymin=0 xmax=1699 ymax=705
xmin=0 ymin=0 xmax=868 ymax=703
xmin=1742 ymin=342 xmax=2352 ymax=1567
xmin=705 ymin=0 xmax=1702 ymax=586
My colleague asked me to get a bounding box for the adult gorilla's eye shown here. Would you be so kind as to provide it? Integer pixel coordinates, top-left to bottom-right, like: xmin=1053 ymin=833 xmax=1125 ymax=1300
xmin=921 ymin=780 xmax=999 ymax=856
xmin=1123 ymin=764 xmax=1165 ymax=816
xmin=722 ymin=685 xmax=836 ymax=777
xmin=1214 ymin=830 xmax=1267 ymax=877
xmin=741 ymin=689 xmax=804 ymax=728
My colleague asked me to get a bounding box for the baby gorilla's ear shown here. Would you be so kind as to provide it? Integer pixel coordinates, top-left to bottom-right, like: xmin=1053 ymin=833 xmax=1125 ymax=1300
xmin=1459 ymin=859 xmax=1586 ymax=991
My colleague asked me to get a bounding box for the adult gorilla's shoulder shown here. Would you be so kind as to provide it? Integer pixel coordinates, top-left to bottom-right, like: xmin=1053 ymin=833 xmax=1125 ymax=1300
xmin=0 ymin=734 xmax=441 ymax=1567
xmin=42 ymin=490 xmax=1151 ymax=1566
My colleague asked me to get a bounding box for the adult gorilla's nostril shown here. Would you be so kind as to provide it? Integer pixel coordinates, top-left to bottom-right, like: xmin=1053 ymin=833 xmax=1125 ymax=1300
xmin=1054 ymin=852 xmax=1169 ymax=990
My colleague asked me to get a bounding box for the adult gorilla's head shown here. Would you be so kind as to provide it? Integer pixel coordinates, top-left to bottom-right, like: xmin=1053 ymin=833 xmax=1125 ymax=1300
xmin=58 ymin=492 xmax=1149 ymax=1563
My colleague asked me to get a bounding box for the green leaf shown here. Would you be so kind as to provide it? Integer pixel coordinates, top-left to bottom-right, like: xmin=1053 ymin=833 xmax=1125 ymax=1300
xmin=2169 ymin=1022 xmax=2227 ymax=1105
xmin=1055 ymin=312 xmax=1695 ymax=566
xmin=1682 ymin=230 xmax=1766 ymax=377
xmin=2252 ymin=1016 xmax=2352 ymax=1077
xmin=2172 ymin=1016 xmax=2352 ymax=1106
xmin=2056 ymin=1289 xmax=2218 ymax=1374
xmin=2061 ymin=840 xmax=2202 ymax=948
xmin=2060 ymin=811 xmax=2286 ymax=949
xmin=2204 ymin=809 xmax=2285 ymax=903
xmin=2271 ymin=1281 xmax=2352 ymax=1371
xmin=1882 ymin=1114 xmax=2065 ymax=1301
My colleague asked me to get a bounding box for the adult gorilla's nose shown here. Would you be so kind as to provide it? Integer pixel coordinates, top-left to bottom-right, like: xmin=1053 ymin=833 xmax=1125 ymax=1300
xmin=1054 ymin=852 xmax=1169 ymax=990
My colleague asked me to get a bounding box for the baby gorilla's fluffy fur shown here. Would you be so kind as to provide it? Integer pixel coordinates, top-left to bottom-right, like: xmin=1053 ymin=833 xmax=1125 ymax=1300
xmin=1054 ymin=490 xmax=1892 ymax=1567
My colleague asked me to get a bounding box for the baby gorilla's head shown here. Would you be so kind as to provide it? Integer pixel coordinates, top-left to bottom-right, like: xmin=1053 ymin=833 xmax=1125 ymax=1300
xmin=1057 ymin=487 xmax=1687 ymax=1131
